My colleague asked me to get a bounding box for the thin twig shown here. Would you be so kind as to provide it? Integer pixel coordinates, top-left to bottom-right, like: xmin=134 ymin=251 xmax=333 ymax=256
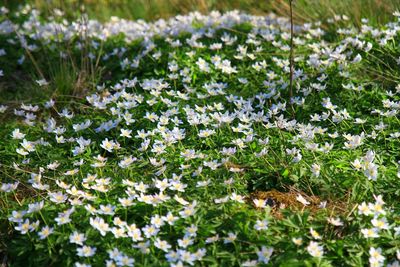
xmin=289 ymin=0 xmax=295 ymax=116
xmin=5 ymin=14 xmax=45 ymax=81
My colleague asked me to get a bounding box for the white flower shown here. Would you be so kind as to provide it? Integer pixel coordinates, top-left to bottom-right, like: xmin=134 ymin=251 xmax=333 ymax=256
xmin=205 ymin=234 xmax=219 ymax=244
xmin=174 ymin=195 xmax=189 ymax=205
xmin=253 ymin=199 xmax=267 ymax=209
xmin=20 ymin=139 xmax=35 ymax=152
xmin=55 ymin=208 xmax=74 ymax=225
xmin=0 ymin=105 xmax=8 ymax=113
xmin=254 ymin=219 xmax=269 ymax=231
xmin=116 ymin=255 xmax=135 ymax=267
xmin=292 ymin=237 xmax=303 ymax=246
xmin=296 ymin=194 xmax=310 ymax=206
xmin=98 ymin=204 xmax=116 ymax=215
xmin=230 ymin=193 xmax=245 ymax=203
xmin=38 ymin=226 xmax=54 ymax=239
xmin=111 ymin=227 xmax=127 ymax=238
xmin=48 ymin=191 xmax=68 ymax=204
xmin=150 ymin=215 xmax=164 ymax=228
xmin=185 ymin=224 xmax=198 ymax=237
xmin=11 ymin=129 xmax=26 ymax=139
xmin=118 ymin=156 xmax=137 ymax=168
xmin=197 ymin=58 xmax=211 ymax=73
xmin=352 ymin=159 xmax=363 ymax=170
xmin=327 ymin=217 xmax=343 ymax=226
xmin=120 ymin=129 xmax=132 ymax=138
xmin=369 ymin=247 xmax=385 ymax=265
xmin=307 ymin=241 xmax=324 ymax=257
xmin=44 ymin=99 xmax=55 ymax=108
xmin=162 ymin=212 xmax=179 ymax=225
xmin=142 ymin=224 xmax=159 ymax=238
xmin=371 ymin=217 xmax=389 ymax=230
xmin=45 ymin=161 xmax=59 ymax=171
xmin=27 ymin=201 xmax=44 ymax=213
xmin=179 ymin=205 xmax=196 ymax=218
xmin=8 ymin=210 xmax=26 ymax=223
xmin=223 ymin=232 xmax=237 ymax=244
xmin=77 ymin=246 xmax=97 ymax=257
xmin=36 ymin=79 xmax=49 ymax=86
xmin=256 ymin=246 xmax=274 ymax=264
xmin=361 ymin=228 xmax=379 ymax=238
xmin=358 ymin=202 xmax=372 ymax=216
xmin=178 ymin=250 xmax=196 ymax=265
xmin=15 ymin=219 xmax=34 ymax=234
xmin=64 ymin=169 xmax=79 ymax=176
xmin=311 ymin=163 xmax=321 ymax=177
xmin=90 ymin=217 xmax=110 ymax=236
xmin=369 ymin=199 xmax=386 ymax=216
xmin=178 ymin=236 xmax=194 ymax=248
xmin=70 ymin=231 xmax=86 ymax=245
xmin=198 ymin=129 xmax=215 ymax=138
xmin=16 ymin=148 xmax=28 ymax=156
xmin=310 ymin=228 xmax=322 ymax=240
xmin=1 ymin=182 xmax=19 ymax=193
xmin=100 ymin=138 xmax=117 ymax=152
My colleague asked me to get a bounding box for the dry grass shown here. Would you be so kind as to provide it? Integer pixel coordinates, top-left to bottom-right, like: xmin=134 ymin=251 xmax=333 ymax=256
xmin=248 ymin=186 xmax=350 ymax=219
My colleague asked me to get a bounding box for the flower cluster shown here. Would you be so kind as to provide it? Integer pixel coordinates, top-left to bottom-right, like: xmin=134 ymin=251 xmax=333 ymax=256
xmin=1 ymin=5 xmax=400 ymax=266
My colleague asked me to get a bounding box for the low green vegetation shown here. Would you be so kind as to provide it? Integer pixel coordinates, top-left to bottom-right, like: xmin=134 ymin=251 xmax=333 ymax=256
xmin=1 ymin=3 xmax=400 ymax=267
xmin=4 ymin=0 xmax=400 ymax=25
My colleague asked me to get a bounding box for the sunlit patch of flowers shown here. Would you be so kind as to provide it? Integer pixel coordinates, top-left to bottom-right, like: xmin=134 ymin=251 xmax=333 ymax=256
xmin=2 ymin=4 xmax=400 ymax=266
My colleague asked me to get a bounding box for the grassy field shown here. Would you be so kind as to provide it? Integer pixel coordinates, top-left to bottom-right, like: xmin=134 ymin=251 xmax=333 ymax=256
xmin=3 ymin=0 xmax=400 ymax=25
xmin=1 ymin=0 xmax=398 ymax=104
xmin=1 ymin=1 xmax=400 ymax=266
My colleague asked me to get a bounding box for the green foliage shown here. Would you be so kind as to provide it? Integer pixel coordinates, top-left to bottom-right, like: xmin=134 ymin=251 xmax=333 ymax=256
xmin=1 ymin=2 xmax=400 ymax=267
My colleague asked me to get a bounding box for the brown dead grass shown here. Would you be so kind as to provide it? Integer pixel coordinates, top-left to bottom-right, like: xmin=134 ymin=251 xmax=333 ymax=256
xmin=248 ymin=186 xmax=349 ymax=219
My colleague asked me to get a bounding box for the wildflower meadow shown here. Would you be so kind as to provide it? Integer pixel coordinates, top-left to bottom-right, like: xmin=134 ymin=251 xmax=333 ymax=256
xmin=1 ymin=3 xmax=400 ymax=267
